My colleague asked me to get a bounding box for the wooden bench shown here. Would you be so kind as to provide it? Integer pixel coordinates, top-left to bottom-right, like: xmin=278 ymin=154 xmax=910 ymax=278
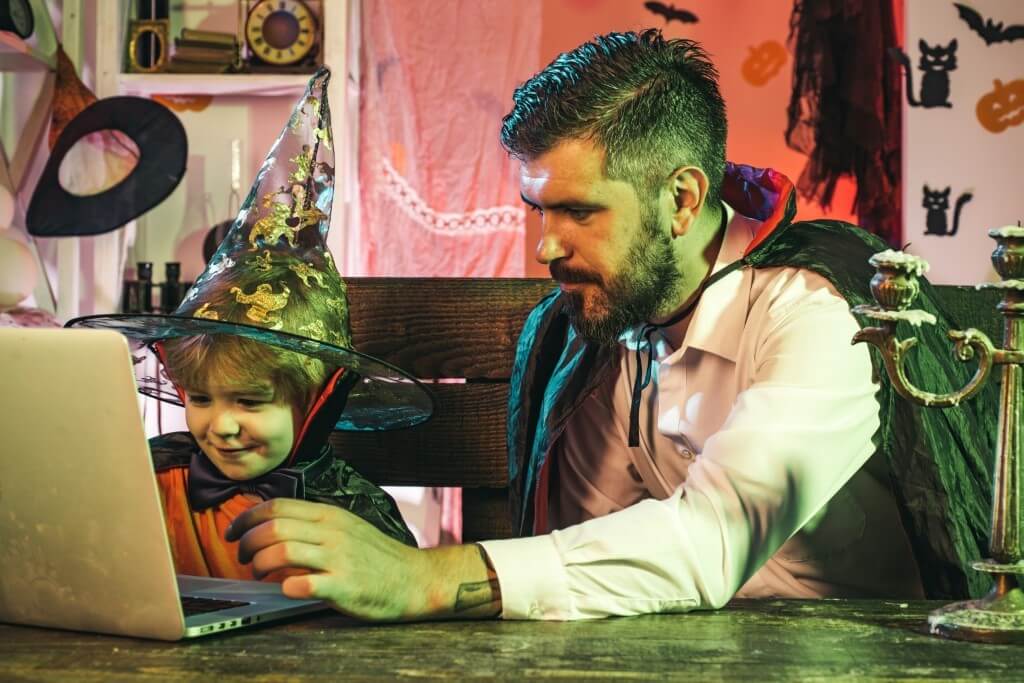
xmin=332 ymin=278 xmax=1004 ymax=544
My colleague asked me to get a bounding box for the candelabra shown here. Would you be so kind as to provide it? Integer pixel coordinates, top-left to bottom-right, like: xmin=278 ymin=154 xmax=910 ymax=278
xmin=852 ymin=225 xmax=1024 ymax=644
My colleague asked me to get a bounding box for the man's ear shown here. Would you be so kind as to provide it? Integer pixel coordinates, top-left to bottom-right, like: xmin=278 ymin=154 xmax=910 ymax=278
xmin=667 ymin=166 xmax=710 ymax=238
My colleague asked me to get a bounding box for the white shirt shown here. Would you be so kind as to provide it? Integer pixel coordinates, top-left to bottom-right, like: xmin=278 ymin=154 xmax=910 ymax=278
xmin=479 ymin=205 xmax=924 ymax=620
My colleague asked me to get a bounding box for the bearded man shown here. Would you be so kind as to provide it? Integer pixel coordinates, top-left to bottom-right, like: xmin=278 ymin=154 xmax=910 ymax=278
xmin=226 ymin=30 xmax=994 ymax=622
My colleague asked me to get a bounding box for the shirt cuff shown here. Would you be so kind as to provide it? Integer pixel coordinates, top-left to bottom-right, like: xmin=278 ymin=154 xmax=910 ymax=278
xmin=477 ymin=535 xmax=573 ymax=620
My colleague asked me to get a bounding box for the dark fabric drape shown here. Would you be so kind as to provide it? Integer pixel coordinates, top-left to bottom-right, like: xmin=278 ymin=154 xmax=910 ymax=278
xmin=786 ymin=0 xmax=903 ymax=246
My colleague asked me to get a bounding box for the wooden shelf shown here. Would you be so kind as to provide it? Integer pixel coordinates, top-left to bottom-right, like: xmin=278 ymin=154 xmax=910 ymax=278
xmin=0 ymin=31 xmax=55 ymax=72
xmin=116 ymin=72 xmax=314 ymax=97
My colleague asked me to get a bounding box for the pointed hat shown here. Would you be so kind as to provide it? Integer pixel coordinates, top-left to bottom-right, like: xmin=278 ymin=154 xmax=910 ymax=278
xmin=67 ymin=68 xmax=433 ymax=432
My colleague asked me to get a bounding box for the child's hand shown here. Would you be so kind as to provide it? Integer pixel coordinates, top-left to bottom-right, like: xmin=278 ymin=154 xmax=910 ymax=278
xmin=225 ymin=499 xmax=499 ymax=621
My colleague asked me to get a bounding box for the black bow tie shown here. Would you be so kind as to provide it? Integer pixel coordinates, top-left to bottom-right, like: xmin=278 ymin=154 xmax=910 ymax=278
xmin=187 ymin=446 xmax=333 ymax=511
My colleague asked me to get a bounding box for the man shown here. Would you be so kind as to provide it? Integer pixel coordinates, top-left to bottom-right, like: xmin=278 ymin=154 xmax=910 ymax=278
xmin=226 ymin=30 xmax=994 ymax=621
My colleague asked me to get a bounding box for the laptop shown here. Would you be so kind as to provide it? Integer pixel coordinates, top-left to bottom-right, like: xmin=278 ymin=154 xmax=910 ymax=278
xmin=0 ymin=327 xmax=328 ymax=640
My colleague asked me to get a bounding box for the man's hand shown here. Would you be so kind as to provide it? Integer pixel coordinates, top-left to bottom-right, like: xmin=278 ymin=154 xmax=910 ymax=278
xmin=224 ymin=498 xmax=502 ymax=621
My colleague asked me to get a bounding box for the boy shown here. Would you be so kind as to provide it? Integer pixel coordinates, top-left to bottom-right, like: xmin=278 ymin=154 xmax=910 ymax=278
xmin=148 ymin=267 xmax=417 ymax=580
xmin=68 ymin=67 xmax=434 ymax=582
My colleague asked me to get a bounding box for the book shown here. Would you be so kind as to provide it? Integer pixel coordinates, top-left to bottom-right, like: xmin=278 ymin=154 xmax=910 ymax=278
xmin=175 ymin=37 xmax=237 ymax=52
xmin=172 ymin=45 xmax=237 ymax=64
xmin=180 ymin=28 xmax=237 ymax=47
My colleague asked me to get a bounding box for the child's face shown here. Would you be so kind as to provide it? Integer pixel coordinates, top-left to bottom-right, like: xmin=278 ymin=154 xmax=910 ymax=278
xmin=183 ymin=380 xmax=297 ymax=481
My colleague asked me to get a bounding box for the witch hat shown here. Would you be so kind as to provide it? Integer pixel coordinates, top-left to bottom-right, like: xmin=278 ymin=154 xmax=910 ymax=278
xmin=67 ymin=67 xmax=433 ymax=432
xmin=27 ymin=46 xmax=187 ymax=237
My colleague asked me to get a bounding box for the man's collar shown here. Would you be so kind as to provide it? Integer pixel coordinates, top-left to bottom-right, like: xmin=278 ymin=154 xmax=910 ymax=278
xmin=672 ymin=202 xmax=759 ymax=363
xmin=617 ymin=202 xmax=759 ymax=364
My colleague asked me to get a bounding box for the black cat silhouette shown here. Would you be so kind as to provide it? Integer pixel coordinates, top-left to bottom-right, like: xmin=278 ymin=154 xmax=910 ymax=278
xmin=922 ymin=185 xmax=973 ymax=237
xmin=892 ymin=40 xmax=957 ymax=108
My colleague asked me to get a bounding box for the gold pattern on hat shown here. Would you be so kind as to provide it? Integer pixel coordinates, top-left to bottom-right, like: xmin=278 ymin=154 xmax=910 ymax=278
xmin=298 ymin=319 xmax=327 ymax=341
xmin=194 ymin=302 xmax=220 ymax=320
xmin=314 ymin=127 xmax=332 ymax=150
xmin=252 ymin=249 xmax=273 ymax=272
xmin=289 ymin=95 xmax=319 ymax=132
xmin=289 ymin=145 xmax=312 ymax=183
xmin=329 ymin=328 xmax=349 ymax=347
xmin=248 ymin=188 xmax=323 ymax=250
xmin=289 ymin=261 xmax=326 ymax=288
xmin=230 ymin=282 xmax=291 ymax=328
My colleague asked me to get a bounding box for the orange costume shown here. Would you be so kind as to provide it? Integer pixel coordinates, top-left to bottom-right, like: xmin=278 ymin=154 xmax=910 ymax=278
xmin=150 ymin=430 xmax=416 ymax=581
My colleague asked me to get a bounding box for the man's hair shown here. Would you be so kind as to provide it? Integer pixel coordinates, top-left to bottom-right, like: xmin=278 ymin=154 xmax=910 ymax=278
xmin=501 ymin=29 xmax=727 ymax=206
xmin=163 ymin=256 xmax=349 ymax=409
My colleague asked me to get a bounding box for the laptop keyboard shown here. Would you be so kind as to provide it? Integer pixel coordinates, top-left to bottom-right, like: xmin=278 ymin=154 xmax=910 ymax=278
xmin=181 ymin=595 xmax=251 ymax=616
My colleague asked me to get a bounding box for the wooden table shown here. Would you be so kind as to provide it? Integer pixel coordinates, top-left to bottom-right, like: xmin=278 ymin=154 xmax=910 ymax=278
xmin=1 ymin=600 xmax=1018 ymax=681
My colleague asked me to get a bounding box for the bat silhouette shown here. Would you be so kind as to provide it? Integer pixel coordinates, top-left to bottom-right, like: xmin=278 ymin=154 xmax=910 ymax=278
xmin=643 ymin=2 xmax=698 ymax=25
xmin=954 ymin=3 xmax=1024 ymax=45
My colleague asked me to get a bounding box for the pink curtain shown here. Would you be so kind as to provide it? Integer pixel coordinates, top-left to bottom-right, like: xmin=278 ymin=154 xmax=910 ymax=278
xmin=357 ymin=0 xmax=541 ymax=544
xmin=358 ymin=0 xmax=540 ymax=277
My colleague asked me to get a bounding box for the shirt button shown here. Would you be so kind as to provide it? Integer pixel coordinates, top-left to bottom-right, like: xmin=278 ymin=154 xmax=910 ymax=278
xmin=528 ymin=602 xmax=543 ymax=618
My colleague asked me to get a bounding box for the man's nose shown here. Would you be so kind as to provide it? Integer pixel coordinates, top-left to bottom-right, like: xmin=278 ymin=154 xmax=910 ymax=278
xmin=535 ymin=224 xmax=569 ymax=265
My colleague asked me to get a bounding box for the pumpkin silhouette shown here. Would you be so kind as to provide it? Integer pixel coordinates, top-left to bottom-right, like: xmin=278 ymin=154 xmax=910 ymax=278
xmin=976 ymin=79 xmax=1024 ymax=133
xmin=741 ymin=40 xmax=788 ymax=87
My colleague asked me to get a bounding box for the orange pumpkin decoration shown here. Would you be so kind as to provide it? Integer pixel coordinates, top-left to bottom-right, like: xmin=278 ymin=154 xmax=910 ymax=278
xmin=976 ymin=79 xmax=1024 ymax=134
xmin=741 ymin=40 xmax=788 ymax=87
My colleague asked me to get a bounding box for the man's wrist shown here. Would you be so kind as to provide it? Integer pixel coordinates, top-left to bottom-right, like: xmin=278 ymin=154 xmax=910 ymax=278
xmin=452 ymin=545 xmax=502 ymax=618
xmin=416 ymin=543 xmax=502 ymax=620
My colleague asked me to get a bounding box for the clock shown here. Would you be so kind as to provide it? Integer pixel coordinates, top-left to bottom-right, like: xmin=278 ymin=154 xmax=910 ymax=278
xmin=245 ymin=0 xmax=318 ymax=68
xmin=0 ymin=0 xmax=34 ymax=40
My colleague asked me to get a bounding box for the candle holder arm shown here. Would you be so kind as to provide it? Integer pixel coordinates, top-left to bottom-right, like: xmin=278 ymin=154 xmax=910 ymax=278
xmin=852 ymin=315 xmax=997 ymax=408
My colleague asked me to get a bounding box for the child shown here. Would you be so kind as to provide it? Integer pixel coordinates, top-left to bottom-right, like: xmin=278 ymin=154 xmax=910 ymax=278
xmin=67 ymin=68 xmax=434 ymax=581
xmin=148 ymin=261 xmax=417 ymax=580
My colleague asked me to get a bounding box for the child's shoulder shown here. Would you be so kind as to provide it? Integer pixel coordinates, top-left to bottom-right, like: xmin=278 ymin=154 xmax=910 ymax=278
xmin=148 ymin=431 xmax=199 ymax=471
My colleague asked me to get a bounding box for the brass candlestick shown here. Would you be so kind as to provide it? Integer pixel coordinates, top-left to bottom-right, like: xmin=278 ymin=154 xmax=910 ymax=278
xmin=852 ymin=226 xmax=1024 ymax=644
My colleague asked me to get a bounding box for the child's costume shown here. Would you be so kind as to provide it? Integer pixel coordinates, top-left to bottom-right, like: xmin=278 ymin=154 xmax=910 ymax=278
xmin=68 ymin=69 xmax=433 ymax=580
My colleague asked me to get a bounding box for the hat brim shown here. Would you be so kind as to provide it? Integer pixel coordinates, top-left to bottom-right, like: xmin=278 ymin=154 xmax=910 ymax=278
xmin=65 ymin=313 xmax=435 ymax=432
xmin=27 ymin=97 xmax=187 ymax=237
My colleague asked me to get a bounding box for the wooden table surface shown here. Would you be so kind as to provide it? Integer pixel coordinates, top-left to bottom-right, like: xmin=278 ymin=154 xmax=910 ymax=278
xmin=1 ymin=599 xmax=1019 ymax=681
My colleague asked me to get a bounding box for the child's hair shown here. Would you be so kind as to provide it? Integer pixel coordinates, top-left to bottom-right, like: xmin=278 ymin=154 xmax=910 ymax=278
xmin=162 ymin=334 xmax=333 ymax=409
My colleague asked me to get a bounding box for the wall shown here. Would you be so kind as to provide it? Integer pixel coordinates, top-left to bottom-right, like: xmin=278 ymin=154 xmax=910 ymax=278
xmin=903 ymin=0 xmax=1023 ymax=285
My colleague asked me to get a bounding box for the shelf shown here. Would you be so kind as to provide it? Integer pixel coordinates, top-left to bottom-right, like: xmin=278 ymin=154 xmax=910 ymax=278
xmin=0 ymin=31 xmax=55 ymax=72
xmin=116 ymin=72 xmax=314 ymax=97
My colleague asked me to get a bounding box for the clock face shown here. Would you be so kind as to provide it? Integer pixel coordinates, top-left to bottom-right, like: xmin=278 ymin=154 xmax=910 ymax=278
xmin=245 ymin=0 xmax=316 ymax=66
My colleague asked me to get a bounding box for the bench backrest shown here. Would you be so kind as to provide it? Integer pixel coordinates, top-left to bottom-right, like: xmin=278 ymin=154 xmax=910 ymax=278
xmin=332 ymin=278 xmax=1003 ymax=543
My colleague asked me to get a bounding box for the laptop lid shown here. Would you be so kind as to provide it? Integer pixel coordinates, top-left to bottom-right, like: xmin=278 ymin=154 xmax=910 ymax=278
xmin=0 ymin=328 xmax=190 ymax=639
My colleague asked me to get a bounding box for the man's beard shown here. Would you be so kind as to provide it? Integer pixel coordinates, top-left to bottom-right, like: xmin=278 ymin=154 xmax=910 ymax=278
xmin=552 ymin=210 xmax=681 ymax=346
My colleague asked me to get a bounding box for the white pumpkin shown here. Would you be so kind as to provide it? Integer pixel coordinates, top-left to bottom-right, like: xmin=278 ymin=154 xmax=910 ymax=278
xmin=0 ymin=232 xmax=37 ymax=309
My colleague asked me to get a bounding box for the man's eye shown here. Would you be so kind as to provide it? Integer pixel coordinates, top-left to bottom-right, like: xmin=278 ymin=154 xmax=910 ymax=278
xmin=566 ymin=208 xmax=593 ymax=222
xmin=187 ymin=394 xmax=210 ymax=405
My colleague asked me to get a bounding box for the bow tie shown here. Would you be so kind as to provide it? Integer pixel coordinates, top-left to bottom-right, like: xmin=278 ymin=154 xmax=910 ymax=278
xmin=187 ymin=446 xmax=333 ymax=511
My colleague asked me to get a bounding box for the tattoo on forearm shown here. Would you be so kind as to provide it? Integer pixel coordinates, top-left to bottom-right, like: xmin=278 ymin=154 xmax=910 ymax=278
xmin=453 ymin=546 xmax=502 ymax=615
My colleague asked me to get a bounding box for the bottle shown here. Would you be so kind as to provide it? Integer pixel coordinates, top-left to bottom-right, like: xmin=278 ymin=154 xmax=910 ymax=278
xmin=137 ymin=261 xmax=154 ymax=313
xmin=161 ymin=261 xmax=182 ymax=313
xmin=120 ymin=279 xmax=142 ymax=314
